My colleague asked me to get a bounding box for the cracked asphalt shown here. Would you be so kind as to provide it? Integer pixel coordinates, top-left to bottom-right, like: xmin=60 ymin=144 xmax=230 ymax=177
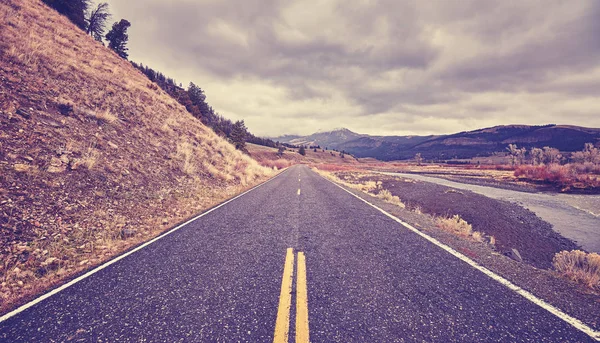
xmin=0 ymin=165 xmax=595 ymax=342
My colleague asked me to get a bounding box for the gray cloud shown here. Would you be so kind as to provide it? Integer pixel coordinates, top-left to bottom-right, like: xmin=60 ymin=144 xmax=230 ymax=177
xmin=103 ymin=0 xmax=600 ymax=136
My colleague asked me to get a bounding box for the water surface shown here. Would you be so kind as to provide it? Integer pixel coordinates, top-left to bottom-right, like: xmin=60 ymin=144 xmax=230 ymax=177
xmin=381 ymin=172 xmax=600 ymax=253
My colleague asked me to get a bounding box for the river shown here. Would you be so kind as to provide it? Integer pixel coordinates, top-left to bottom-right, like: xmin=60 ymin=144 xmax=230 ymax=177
xmin=380 ymin=172 xmax=600 ymax=253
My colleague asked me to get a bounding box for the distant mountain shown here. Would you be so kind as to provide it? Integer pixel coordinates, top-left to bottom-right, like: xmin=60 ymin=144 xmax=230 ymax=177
xmin=274 ymin=128 xmax=366 ymax=149
xmin=271 ymin=134 xmax=302 ymax=142
xmin=273 ymin=125 xmax=600 ymax=161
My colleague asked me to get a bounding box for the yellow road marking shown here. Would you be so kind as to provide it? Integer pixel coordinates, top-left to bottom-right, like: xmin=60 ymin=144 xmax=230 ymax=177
xmin=274 ymin=248 xmax=294 ymax=343
xmin=297 ymin=189 xmax=301 ymax=195
xmin=296 ymin=252 xmax=310 ymax=343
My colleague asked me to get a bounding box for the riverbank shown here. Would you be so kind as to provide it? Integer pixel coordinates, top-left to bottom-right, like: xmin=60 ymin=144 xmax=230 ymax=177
xmin=379 ymin=172 xmax=600 ymax=254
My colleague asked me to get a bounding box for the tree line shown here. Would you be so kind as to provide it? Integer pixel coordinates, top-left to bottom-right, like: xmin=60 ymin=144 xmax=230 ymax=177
xmin=506 ymin=143 xmax=599 ymax=166
xmin=131 ymin=63 xmax=278 ymax=151
xmin=42 ymin=0 xmax=277 ymax=151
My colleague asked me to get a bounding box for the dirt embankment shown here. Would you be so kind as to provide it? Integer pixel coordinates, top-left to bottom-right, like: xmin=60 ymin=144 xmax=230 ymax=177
xmin=338 ymin=172 xmax=579 ymax=269
xmin=0 ymin=0 xmax=273 ymax=314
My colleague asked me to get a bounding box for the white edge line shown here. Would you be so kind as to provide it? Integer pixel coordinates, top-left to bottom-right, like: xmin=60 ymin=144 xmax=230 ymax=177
xmin=321 ymin=174 xmax=600 ymax=341
xmin=0 ymin=167 xmax=292 ymax=323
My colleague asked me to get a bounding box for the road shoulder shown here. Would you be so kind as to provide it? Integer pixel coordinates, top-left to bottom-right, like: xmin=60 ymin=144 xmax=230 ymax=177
xmin=318 ymin=171 xmax=600 ymax=332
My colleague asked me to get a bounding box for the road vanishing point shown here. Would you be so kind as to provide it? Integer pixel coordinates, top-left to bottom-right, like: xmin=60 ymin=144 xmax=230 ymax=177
xmin=1 ymin=165 xmax=598 ymax=342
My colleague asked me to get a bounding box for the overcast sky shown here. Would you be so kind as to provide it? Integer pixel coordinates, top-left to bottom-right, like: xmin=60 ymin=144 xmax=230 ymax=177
xmin=103 ymin=0 xmax=600 ymax=137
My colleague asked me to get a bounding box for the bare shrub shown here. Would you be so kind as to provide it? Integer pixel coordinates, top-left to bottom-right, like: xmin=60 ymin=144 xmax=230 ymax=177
xmin=530 ymin=147 xmax=544 ymax=165
xmin=571 ymin=143 xmax=600 ymax=164
xmin=553 ymin=250 xmax=600 ymax=290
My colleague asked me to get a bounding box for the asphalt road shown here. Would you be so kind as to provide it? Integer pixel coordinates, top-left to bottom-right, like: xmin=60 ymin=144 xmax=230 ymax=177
xmin=0 ymin=165 xmax=596 ymax=342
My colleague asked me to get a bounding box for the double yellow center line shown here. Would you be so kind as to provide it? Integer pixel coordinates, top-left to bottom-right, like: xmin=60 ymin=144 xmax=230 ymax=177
xmin=273 ymin=248 xmax=310 ymax=343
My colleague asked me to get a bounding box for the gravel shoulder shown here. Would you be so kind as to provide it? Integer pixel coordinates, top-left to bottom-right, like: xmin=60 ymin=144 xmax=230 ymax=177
xmin=325 ymin=171 xmax=600 ymax=331
xmin=340 ymin=172 xmax=578 ymax=269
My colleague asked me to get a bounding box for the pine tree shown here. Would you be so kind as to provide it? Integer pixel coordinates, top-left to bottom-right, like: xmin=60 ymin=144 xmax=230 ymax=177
xmin=299 ymin=146 xmax=306 ymax=156
xmin=43 ymin=0 xmax=89 ymax=30
xmin=188 ymin=82 xmax=206 ymax=104
xmin=86 ymin=2 xmax=111 ymax=42
xmin=231 ymin=120 xmax=247 ymax=151
xmin=106 ymin=19 xmax=131 ymax=59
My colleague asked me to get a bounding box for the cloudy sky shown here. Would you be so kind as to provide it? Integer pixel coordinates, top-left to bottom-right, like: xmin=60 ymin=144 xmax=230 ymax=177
xmin=103 ymin=0 xmax=600 ymax=137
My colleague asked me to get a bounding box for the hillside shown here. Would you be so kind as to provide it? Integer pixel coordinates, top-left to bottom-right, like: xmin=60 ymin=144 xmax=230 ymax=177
xmin=276 ymin=125 xmax=600 ymax=161
xmin=0 ymin=0 xmax=272 ymax=312
xmin=247 ymin=143 xmax=360 ymax=168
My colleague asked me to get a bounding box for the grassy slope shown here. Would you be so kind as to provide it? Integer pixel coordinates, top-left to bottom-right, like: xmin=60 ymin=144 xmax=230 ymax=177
xmin=0 ymin=0 xmax=272 ymax=313
xmin=247 ymin=143 xmax=361 ymax=168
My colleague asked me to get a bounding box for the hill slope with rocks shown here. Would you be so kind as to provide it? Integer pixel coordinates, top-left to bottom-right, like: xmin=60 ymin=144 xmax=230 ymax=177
xmin=0 ymin=0 xmax=272 ymax=313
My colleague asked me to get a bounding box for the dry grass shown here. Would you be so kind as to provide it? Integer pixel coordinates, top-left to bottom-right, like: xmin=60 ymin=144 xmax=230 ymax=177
xmin=313 ymin=168 xmax=406 ymax=207
xmin=81 ymin=145 xmax=100 ymax=170
xmin=553 ymin=250 xmax=600 ymax=290
xmin=375 ymin=189 xmax=406 ymax=208
xmin=90 ymin=108 xmax=118 ymax=124
xmin=0 ymin=0 xmax=274 ymax=313
xmin=314 ymin=167 xmax=489 ymax=245
xmin=436 ymin=215 xmax=483 ymax=242
xmin=176 ymin=141 xmax=197 ymax=176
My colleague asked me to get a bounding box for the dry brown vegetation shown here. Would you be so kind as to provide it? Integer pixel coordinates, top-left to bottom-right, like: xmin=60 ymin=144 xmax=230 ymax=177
xmin=313 ymin=167 xmax=489 ymax=245
xmin=514 ymin=164 xmax=600 ymax=191
xmin=436 ymin=215 xmax=483 ymax=242
xmin=365 ymin=150 xmax=600 ymax=193
xmin=553 ymin=250 xmax=600 ymax=291
xmin=0 ymin=0 xmax=273 ymax=313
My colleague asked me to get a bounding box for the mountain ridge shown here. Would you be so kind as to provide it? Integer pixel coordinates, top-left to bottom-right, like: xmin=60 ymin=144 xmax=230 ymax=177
xmin=273 ymin=125 xmax=600 ymax=161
